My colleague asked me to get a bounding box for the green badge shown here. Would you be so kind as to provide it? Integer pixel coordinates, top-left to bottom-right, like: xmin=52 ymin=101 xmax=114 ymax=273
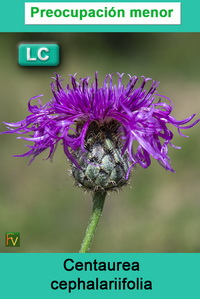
xmin=18 ymin=43 xmax=60 ymax=66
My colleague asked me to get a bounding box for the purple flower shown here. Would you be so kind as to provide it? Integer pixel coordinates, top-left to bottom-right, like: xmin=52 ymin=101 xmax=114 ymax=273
xmin=2 ymin=73 xmax=199 ymax=179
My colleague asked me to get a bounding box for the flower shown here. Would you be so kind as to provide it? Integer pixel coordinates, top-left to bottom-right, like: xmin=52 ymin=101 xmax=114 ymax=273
xmin=1 ymin=73 xmax=199 ymax=190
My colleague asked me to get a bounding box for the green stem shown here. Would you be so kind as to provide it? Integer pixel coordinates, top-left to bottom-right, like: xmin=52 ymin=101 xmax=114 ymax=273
xmin=79 ymin=191 xmax=107 ymax=253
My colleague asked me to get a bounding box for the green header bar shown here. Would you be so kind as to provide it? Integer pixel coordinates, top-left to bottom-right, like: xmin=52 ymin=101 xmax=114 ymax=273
xmin=0 ymin=0 xmax=200 ymax=32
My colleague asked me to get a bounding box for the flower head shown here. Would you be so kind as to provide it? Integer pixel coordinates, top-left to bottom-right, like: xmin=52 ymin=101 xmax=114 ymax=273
xmin=2 ymin=73 xmax=199 ymax=190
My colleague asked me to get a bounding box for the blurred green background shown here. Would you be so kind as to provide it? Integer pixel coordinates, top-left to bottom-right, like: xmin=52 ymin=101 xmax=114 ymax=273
xmin=0 ymin=33 xmax=199 ymax=253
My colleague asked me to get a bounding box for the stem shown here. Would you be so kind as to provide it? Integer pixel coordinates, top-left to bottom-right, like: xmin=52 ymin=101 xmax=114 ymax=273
xmin=79 ymin=191 xmax=107 ymax=253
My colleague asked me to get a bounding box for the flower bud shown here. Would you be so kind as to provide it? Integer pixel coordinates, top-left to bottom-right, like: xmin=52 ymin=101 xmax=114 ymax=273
xmin=72 ymin=121 xmax=130 ymax=191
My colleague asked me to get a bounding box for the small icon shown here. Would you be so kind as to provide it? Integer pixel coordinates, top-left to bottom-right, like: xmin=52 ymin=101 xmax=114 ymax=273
xmin=5 ymin=232 xmax=20 ymax=247
xmin=18 ymin=43 xmax=60 ymax=66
